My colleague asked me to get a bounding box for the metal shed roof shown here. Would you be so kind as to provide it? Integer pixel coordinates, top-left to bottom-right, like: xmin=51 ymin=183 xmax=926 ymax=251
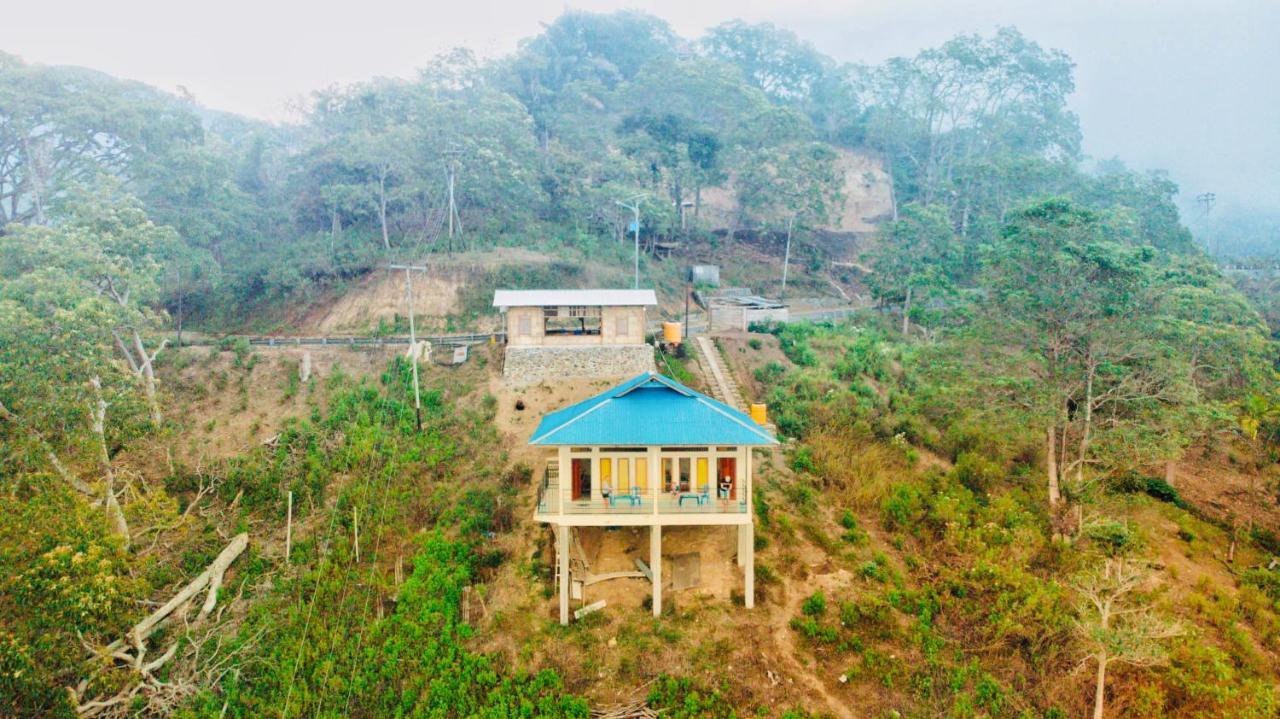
xmin=529 ymin=372 xmax=777 ymax=446
xmin=492 ymin=289 xmax=658 ymax=309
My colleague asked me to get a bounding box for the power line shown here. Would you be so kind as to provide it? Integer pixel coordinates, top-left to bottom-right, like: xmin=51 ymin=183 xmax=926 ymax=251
xmin=295 ymin=387 xmax=396 ymax=716
xmin=281 ymin=390 xmax=391 ymax=716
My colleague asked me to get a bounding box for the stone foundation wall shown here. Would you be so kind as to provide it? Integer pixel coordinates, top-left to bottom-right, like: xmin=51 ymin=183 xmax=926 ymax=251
xmin=503 ymin=344 xmax=655 ymax=385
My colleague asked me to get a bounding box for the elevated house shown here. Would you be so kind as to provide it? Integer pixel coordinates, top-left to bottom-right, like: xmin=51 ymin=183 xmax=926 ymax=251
xmin=494 ymin=289 xmax=658 ymax=384
xmin=530 ymin=371 xmax=777 ymax=624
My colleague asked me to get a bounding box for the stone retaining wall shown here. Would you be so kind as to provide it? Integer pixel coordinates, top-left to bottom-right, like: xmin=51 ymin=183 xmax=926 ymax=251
xmin=503 ymin=344 xmax=655 ymax=385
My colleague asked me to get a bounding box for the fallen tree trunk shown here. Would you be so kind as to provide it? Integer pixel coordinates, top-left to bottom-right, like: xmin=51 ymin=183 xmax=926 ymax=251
xmin=76 ymin=533 xmax=248 ymax=717
xmin=128 ymin=533 xmax=248 ymax=647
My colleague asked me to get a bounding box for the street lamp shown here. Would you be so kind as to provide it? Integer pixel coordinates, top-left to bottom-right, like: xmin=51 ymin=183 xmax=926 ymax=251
xmin=615 ymin=194 xmax=645 ymax=289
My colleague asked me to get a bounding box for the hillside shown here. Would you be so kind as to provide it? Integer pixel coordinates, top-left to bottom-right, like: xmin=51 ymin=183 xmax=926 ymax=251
xmin=4 ymin=10 xmax=1280 ymax=719
xmin=21 ymin=316 xmax=1270 ymax=718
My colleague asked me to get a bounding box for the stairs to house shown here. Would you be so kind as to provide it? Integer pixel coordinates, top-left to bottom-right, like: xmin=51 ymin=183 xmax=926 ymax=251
xmin=694 ymin=335 xmax=747 ymax=412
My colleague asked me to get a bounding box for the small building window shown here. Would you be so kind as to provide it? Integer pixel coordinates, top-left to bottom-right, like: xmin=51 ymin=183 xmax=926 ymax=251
xmin=615 ymin=316 xmax=629 ymax=336
xmin=544 ymin=305 xmax=601 ymax=336
xmin=518 ymin=316 xmax=532 ymax=336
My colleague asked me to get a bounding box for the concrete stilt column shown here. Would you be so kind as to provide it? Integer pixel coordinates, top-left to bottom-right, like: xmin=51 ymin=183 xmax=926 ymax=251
xmin=737 ymin=522 xmax=749 ymax=568
xmin=558 ymin=525 xmax=570 ymax=625
xmin=743 ymin=521 xmax=755 ymax=609
xmin=651 ymin=524 xmax=663 ymax=617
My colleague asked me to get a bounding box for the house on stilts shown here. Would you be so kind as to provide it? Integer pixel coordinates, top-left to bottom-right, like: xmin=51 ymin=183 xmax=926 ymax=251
xmin=530 ymin=371 xmax=777 ymax=624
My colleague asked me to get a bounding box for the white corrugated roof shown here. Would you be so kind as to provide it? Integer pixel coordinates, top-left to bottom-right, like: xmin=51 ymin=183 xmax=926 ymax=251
xmin=492 ymin=289 xmax=658 ymax=308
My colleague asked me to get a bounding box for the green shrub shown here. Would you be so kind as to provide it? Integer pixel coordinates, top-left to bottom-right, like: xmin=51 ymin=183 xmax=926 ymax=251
xmin=647 ymin=675 xmax=737 ymax=718
xmin=839 ymin=510 xmax=869 ymax=545
xmin=839 ymin=595 xmax=896 ymax=639
xmin=801 ymin=591 xmax=827 ymax=616
xmin=790 ymin=616 xmax=839 ymax=643
xmin=881 ymin=483 xmax=924 ymax=531
xmin=783 ymin=481 xmax=816 ymax=510
xmin=858 ymin=558 xmax=891 ymax=583
xmin=1242 ymin=567 xmax=1280 ymax=604
xmin=1140 ymin=476 xmax=1186 ymax=507
xmin=788 ymin=446 xmax=818 ymax=473
xmin=1084 ymin=519 xmax=1138 ymax=555
xmin=952 ymin=451 xmax=1002 ymax=495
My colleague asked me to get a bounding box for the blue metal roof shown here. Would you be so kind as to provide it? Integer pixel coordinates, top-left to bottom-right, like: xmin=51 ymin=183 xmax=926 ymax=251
xmin=529 ymin=372 xmax=777 ymax=446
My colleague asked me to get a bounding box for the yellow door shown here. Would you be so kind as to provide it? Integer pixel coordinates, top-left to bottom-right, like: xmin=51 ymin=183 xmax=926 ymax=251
xmin=696 ymin=458 xmax=708 ymax=492
xmin=617 ymin=458 xmax=630 ymax=493
xmin=635 ymin=458 xmax=647 ymax=492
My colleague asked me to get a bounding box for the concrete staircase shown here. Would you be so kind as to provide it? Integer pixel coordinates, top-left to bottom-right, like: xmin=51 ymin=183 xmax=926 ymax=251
xmin=694 ymin=335 xmax=747 ymax=412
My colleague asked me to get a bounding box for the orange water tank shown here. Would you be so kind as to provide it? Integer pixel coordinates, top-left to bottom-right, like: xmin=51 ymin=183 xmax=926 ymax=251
xmin=662 ymin=321 xmax=683 ymax=345
xmin=749 ymin=403 xmax=768 ymax=425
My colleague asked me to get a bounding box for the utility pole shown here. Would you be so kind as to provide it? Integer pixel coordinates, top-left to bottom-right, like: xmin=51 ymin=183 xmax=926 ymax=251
xmin=444 ymin=145 xmax=464 ymax=252
xmin=1196 ymin=192 xmax=1216 ymax=257
xmin=615 ymin=194 xmax=644 ymax=289
xmin=781 ymin=215 xmax=795 ymax=296
xmin=174 ymin=265 xmax=183 ymax=347
xmin=684 ymin=285 xmax=691 ymax=338
xmin=389 ymin=263 xmax=428 ymax=430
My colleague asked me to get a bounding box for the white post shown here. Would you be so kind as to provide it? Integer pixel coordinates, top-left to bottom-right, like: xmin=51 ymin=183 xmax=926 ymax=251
xmin=650 ymin=524 xmax=662 ymax=617
xmin=737 ymin=522 xmax=749 ymax=568
xmin=285 ymin=491 xmax=293 ymax=561
xmin=743 ymin=521 xmax=755 ymax=609
xmin=558 ymin=447 xmax=570 ymax=512
xmin=558 ymin=525 xmax=570 ymax=625
xmin=404 ymin=267 xmax=422 ymax=430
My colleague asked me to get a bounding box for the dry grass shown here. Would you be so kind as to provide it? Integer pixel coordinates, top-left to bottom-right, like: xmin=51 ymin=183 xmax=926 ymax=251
xmin=806 ymin=429 xmax=915 ymax=510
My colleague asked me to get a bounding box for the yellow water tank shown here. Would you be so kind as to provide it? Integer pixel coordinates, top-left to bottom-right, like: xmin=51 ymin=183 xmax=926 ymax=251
xmin=662 ymin=321 xmax=683 ymax=345
xmin=749 ymin=403 xmax=768 ymax=426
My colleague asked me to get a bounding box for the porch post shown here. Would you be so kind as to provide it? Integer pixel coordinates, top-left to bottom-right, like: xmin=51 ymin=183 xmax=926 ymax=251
xmin=648 ymin=446 xmax=660 ymax=515
xmin=558 ymin=524 xmax=570 ymax=625
xmin=743 ymin=521 xmax=755 ymax=609
xmin=558 ymin=447 xmax=570 ymax=511
xmin=737 ymin=522 xmax=749 ymax=568
xmin=650 ymin=524 xmax=662 ymax=617
xmin=590 ymin=447 xmax=601 ymax=503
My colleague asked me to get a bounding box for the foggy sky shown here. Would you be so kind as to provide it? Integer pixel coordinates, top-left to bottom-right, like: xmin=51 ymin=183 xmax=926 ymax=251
xmin=3 ymin=0 xmax=1277 ymax=214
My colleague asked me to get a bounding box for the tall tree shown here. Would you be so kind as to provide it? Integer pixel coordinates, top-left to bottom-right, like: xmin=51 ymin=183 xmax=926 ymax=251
xmin=618 ymin=112 xmax=724 ymax=237
xmin=967 ymin=199 xmax=1159 ymax=512
xmin=1072 ymin=559 xmax=1181 ymax=719
xmin=501 ymin=10 xmax=677 ymax=151
xmin=863 ymin=28 xmax=1080 ymax=236
xmin=736 ymin=141 xmax=845 ymax=291
xmin=3 ymin=185 xmax=177 ymax=425
xmin=865 ymin=203 xmax=956 ymax=335
xmin=0 ymin=54 xmax=202 ymax=227
xmin=700 ymin=20 xmax=829 ymax=103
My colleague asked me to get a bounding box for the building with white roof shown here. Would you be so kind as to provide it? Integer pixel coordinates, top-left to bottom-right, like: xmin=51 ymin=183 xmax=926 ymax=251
xmin=493 ymin=289 xmax=659 ymax=383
